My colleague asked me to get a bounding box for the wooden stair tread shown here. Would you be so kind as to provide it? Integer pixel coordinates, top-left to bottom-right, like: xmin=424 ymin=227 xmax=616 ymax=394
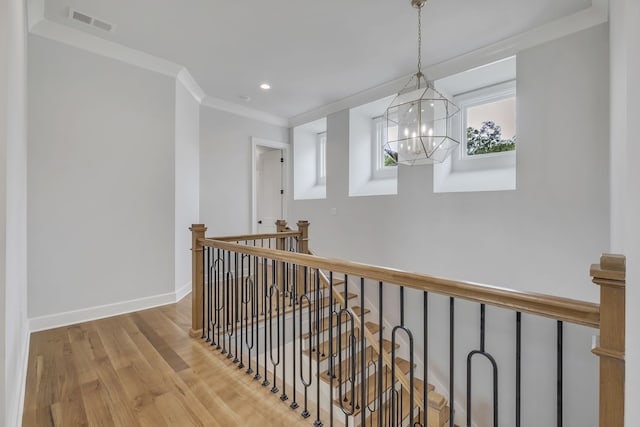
xmin=320 ymin=346 xmax=378 ymax=385
xmin=351 ymin=306 xmax=370 ymax=317
xmin=361 ymin=389 xmax=413 ymax=427
xmin=301 ymin=295 xmax=359 ymax=339
xmin=414 ymin=379 xmax=446 ymax=408
xmin=412 ymin=405 xmax=452 ymax=427
xmin=336 ymin=360 xmax=413 ymax=417
xmin=304 ymin=331 xmax=398 ymax=362
xmin=320 ymin=277 xmax=345 ymax=288
xmin=364 ymin=321 xmax=381 ymax=335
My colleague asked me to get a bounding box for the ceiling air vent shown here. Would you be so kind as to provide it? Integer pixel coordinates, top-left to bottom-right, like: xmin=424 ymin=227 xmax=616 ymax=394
xmin=68 ymin=8 xmax=114 ymax=33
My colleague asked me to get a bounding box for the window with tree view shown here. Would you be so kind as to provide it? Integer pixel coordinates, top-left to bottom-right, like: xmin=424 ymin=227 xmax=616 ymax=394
xmin=466 ymin=96 xmax=516 ymax=156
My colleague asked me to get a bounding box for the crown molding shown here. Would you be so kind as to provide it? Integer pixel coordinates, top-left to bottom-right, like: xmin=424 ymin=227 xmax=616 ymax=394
xmin=289 ymin=1 xmax=609 ymax=127
xmin=177 ymin=68 xmax=206 ymax=104
xmin=202 ymin=96 xmax=289 ymax=127
xmin=26 ymin=0 xmax=44 ymax=30
xmin=30 ymin=19 xmax=182 ymax=77
xmin=27 ymin=0 xmax=607 ymax=129
xmin=27 ymin=15 xmax=286 ymax=126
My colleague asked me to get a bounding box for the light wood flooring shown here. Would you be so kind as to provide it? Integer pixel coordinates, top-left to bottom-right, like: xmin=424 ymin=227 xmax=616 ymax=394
xmin=22 ymin=295 xmax=312 ymax=427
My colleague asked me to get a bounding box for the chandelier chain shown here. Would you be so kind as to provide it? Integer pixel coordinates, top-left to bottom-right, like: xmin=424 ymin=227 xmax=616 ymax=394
xmin=417 ymin=6 xmax=422 ymax=73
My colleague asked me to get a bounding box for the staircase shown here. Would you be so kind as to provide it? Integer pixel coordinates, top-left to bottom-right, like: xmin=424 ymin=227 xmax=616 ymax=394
xmin=189 ymin=222 xmax=625 ymax=427
xmin=298 ymin=267 xmax=452 ymax=427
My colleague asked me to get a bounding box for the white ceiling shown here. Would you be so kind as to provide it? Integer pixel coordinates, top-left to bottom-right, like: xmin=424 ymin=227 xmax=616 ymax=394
xmin=42 ymin=0 xmax=593 ymax=120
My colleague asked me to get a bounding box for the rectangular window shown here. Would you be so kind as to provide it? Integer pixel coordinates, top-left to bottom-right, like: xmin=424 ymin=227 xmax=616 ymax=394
xmin=372 ymin=116 xmax=397 ymax=179
xmin=316 ymin=132 xmax=327 ymax=185
xmin=464 ymin=92 xmax=516 ymax=157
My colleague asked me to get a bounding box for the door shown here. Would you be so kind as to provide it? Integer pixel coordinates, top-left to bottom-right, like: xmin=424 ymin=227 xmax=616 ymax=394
xmin=256 ymin=148 xmax=284 ymax=233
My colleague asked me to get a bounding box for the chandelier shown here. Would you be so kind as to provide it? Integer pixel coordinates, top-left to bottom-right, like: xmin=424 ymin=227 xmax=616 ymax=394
xmin=384 ymin=0 xmax=460 ymax=165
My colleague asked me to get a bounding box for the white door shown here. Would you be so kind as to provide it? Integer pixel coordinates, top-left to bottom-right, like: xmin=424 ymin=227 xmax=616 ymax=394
xmin=256 ymin=148 xmax=284 ymax=233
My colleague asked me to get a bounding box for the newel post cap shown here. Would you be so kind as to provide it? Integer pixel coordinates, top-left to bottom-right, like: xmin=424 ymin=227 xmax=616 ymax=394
xmin=590 ymin=253 xmax=625 ymax=284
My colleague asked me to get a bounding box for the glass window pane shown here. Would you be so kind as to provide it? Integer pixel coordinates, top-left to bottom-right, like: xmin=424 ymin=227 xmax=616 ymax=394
xmin=466 ymin=97 xmax=516 ymax=156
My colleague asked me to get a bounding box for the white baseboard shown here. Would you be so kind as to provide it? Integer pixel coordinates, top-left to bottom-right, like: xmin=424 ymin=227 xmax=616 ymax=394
xmin=9 ymin=324 xmax=30 ymax=427
xmin=29 ymin=290 xmax=181 ymax=332
xmin=176 ymin=281 xmax=192 ymax=302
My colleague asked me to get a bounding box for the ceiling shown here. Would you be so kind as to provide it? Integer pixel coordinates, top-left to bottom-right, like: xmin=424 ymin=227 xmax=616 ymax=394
xmin=42 ymin=0 xmax=593 ymax=120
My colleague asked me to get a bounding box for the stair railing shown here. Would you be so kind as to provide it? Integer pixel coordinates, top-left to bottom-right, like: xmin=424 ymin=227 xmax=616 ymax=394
xmin=189 ymin=221 xmax=625 ymax=427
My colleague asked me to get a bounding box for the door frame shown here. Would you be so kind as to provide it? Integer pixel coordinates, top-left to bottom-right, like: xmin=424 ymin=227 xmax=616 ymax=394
xmin=251 ymin=137 xmax=289 ymax=234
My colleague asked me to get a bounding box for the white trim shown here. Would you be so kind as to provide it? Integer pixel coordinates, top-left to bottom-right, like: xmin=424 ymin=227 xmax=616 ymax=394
xmin=176 ymin=281 xmax=192 ymax=302
xmin=11 ymin=325 xmax=30 ymax=427
xmin=26 ymin=2 xmax=606 ymax=128
xmin=29 ymin=290 xmax=178 ymax=332
xmin=26 ymin=0 xmax=44 ymax=30
xmin=30 ymin=19 xmax=181 ymax=77
xmin=316 ymin=132 xmax=327 ymax=185
xmin=288 ymin=2 xmax=608 ymax=127
xmin=371 ymin=115 xmax=397 ymax=180
xmin=251 ymin=137 xmax=290 ymax=234
xmin=456 ymin=80 xmax=516 ymax=161
xmin=202 ymin=96 xmax=288 ymax=127
xmin=176 ymin=68 xmax=205 ymax=104
xmin=28 ymin=16 xmax=288 ymax=127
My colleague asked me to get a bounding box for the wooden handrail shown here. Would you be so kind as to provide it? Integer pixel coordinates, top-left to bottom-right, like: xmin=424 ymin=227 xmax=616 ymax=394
xmin=206 ymin=230 xmax=301 ymax=242
xmin=200 ymin=237 xmax=600 ymax=328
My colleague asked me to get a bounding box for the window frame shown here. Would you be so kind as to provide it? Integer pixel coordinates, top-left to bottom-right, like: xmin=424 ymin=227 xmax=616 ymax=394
xmin=371 ymin=115 xmax=396 ymax=180
xmin=316 ymin=131 xmax=327 ymax=185
xmin=456 ymin=80 xmax=517 ymax=161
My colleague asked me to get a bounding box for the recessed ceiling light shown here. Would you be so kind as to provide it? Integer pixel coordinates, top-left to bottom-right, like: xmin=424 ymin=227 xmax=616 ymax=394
xmin=260 ymin=83 xmax=271 ymax=90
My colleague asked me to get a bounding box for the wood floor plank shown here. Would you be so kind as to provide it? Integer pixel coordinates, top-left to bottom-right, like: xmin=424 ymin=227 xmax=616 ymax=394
xmin=23 ymin=295 xmax=311 ymax=427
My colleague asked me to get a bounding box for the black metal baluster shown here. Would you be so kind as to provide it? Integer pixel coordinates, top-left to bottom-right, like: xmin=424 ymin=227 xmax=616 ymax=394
xmin=449 ymin=297 xmax=454 ymax=427
xmin=216 ymin=248 xmax=222 ymax=350
xmin=222 ymin=251 xmax=233 ymax=359
xmin=233 ymin=252 xmax=239 ymax=364
xmin=269 ymin=273 xmax=280 ymax=394
xmin=201 ymin=245 xmax=206 ymax=339
xmin=328 ymin=271 xmax=334 ymax=427
xmin=239 ymin=254 xmax=248 ymax=369
xmin=378 ymin=282 xmax=384 ymax=427
xmin=206 ymin=247 xmax=211 ymax=342
xmin=262 ymin=257 xmax=270 ymax=387
xmin=281 ymin=259 xmax=288 ymax=402
xmin=337 ymin=274 xmax=355 ymax=425
xmin=291 ymin=263 xmax=299 ymax=410
xmin=392 ymin=286 xmax=415 ymax=427
xmin=557 ymin=320 xmax=563 ymax=427
xmin=251 ymin=257 xmax=262 ymax=380
xmin=466 ymin=304 xmax=498 ymax=427
xmin=515 ymin=312 xmax=521 ymax=427
xmin=360 ymin=277 xmax=367 ymax=427
xmin=300 ymin=266 xmax=312 ymax=419
xmin=244 ymin=254 xmax=254 ymax=374
xmin=315 ymin=269 xmax=323 ymax=427
xmin=421 ymin=291 xmax=428 ymax=427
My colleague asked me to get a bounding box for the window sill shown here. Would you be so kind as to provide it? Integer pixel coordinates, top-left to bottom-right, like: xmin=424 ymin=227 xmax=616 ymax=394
xmin=434 ymin=151 xmax=516 ymax=193
xmin=349 ymin=176 xmax=397 ymax=197
xmin=294 ymin=184 xmax=326 ymax=200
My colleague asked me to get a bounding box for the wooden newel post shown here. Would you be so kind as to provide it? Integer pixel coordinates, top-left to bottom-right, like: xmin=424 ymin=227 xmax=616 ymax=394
xmin=297 ymin=220 xmax=309 ymax=254
xmin=590 ymin=253 xmax=625 ymax=427
xmin=276 ymin=220 xmax=288 ymax=251
xmin=189 ymin=224 xmax=207 ymax=338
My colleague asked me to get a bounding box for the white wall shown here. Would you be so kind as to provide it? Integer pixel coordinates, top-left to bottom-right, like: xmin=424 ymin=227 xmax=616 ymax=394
xmin=610 ymin=0 xmax=640 ymax=425
xmin=28 ymin=35 xmax=175 ymax=320
xmin=174 ymin=81 xmax=200 ymax=297
xmin=199 ymin=107 xmax=288 ymax=237
xmin=1 ymin=0 xmax=29 ymax=425
xmin=290 ymin=25 xmax=609 ymax=426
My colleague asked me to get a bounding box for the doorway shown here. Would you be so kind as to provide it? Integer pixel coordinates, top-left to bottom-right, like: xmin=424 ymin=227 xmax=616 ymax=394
xmin=251 ymin=138 xmax=289 ymax=234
